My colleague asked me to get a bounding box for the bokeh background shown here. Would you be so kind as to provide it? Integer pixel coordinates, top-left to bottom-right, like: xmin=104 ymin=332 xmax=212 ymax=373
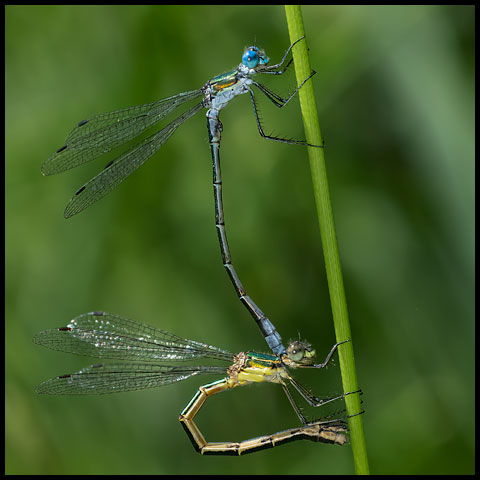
xmin=5 ymin=5 xmax=474 ymax=475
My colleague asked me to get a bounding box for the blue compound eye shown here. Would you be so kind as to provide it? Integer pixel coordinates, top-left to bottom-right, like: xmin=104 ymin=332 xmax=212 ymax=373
xmin=242 ymin=48 xmax=259 ymax=68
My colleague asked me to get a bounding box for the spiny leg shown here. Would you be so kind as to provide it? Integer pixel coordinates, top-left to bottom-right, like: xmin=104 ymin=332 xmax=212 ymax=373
xmin=282 ymin=382 xmax=308 ymax=425
xmin=258 ymin=57 xmax=294 ymax=76
xmin=284 ymin=339 xmax=362 ymax=407
xmin=248 ymin=87 xmax=323 ymax=147
xmin=288 ymin=374 xmax=362 ymax=409
xmin=260 ymin=36 xmax=306 ymax=72
xmin=305 ymin=339 xmax=351 ymax=369
xmin=251 ymin=70 xmax=317 ymax=108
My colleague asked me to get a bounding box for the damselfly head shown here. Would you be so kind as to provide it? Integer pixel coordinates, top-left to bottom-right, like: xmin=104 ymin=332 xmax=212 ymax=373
xmin=285 ymin=340 xmax=316 ymax=366
xmin=242 ymin=46 xmax=269 ymax=69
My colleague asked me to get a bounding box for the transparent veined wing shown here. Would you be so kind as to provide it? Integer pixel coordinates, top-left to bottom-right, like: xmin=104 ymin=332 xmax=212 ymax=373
xmin=35 ymin=362 xmax=227 ymax=395
xmin=62 ymin=101 xmax=204 ymax=217
xmin=33 ymin=311 xmax=233 ymax=362
xmin=42 ymin=89 xmax=204 ymax=175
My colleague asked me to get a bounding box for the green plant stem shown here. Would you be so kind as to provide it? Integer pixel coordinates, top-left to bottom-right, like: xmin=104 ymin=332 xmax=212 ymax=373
xmin=284 ymin=5 xmax=369 ymax=475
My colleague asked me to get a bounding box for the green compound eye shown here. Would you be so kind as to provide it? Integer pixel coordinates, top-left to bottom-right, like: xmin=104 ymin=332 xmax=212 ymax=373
xmin=288 ymin=348 xmax=305 ymax=362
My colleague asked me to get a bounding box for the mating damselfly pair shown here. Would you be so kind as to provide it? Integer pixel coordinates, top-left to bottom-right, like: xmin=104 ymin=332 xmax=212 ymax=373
xmin=35 ymin=37 xmax=361 ymax=455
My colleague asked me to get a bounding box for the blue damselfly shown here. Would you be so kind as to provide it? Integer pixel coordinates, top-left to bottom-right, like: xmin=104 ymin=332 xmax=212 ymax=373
xmin=43 ymin=37 xmax=320 ymax=356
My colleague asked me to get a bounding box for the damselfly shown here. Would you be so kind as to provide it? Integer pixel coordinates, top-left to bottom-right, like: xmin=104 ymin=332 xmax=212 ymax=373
xmin=34 ymin=311 xmax=360 ymax=455
xmin=43 ymin=37 xmax=320 ymax=356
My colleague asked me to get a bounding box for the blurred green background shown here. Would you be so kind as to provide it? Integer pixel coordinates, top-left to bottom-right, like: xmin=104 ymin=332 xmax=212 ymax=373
xmin=5 ymin=5 xmax=474 ymax=475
